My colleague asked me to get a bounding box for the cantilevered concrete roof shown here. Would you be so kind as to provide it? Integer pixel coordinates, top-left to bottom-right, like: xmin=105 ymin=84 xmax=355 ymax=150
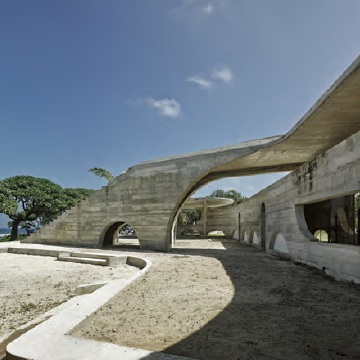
xmin=137 ymin=55 xmax=360 ymax=183
xmin=183 ymin=197 xmax=234 ymax=208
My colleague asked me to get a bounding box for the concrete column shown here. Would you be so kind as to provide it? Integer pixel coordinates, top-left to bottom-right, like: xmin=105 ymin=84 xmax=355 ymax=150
xmin=203 ymin=199 xmax=208 ymax=239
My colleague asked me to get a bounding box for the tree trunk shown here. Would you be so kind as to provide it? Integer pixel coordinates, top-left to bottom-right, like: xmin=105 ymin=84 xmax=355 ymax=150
xmin=10 ymin=220 xmax=20 ymax=241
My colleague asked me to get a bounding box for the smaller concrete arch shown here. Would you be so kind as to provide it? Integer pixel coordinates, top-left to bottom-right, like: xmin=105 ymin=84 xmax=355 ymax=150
xmin=269 ymin=232 xmax=289 ymax=254
xmin=314 ymin=229 xmax=329 ymax=242
xmin=100 ymin=221 xmax=138 ymax=248
xmin=243 ymin=230 xmax=250 ymax=243
xmin=252 ymin=231 xmax=259 ymax=245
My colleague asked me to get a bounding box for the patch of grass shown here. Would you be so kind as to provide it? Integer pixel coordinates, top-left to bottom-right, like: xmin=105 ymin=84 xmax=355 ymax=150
xmin=19 ymin=303 xmax=37 ymax=313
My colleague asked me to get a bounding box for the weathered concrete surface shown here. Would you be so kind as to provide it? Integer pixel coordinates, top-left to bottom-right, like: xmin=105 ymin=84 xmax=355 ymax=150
xmin=24 ymin=55 xmax=360 ymax=252
xmin=209 ymin=129 xmax=360 ymax=283
xmin=5 ymin=248 xmax=176 ymax=360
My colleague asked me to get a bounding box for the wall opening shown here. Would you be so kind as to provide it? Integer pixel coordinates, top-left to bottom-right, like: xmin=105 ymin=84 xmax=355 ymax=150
xmin=169 ymin=172 xmax=289 ymax=249
xmin=102 ymin=221 xmax=139 ymax=248
xmin=207 ymin=229 xmax=226 ymax=238
xmin=260 ymin=203 xmax=266 ymax=250
xmin=304 ymin=193 xmax=359 ymax=245
xmin=314 ymin=229 xmax=329 ymax=242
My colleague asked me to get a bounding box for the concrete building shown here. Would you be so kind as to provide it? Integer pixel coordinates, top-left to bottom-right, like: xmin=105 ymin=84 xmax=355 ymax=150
xmin=24 ymin=55 xmax=360 ymax=282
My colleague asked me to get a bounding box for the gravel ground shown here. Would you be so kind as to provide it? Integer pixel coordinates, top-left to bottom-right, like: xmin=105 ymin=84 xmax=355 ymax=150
xmin=71 ymin=240 xmax=360 ymax=360
xmin=0 ymin=252 xmax=139 ymax=337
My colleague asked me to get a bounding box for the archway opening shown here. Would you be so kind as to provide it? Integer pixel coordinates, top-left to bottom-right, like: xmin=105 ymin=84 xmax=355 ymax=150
xmin=314 ymin=229 xmax=329 ymax=242
xmin=102 ymin=221 xmax=139 ymax=249
xmin=260 ymin=203 xmax=266 ymax=250
xmin=171 ymin=172 xmax=288 ymax=250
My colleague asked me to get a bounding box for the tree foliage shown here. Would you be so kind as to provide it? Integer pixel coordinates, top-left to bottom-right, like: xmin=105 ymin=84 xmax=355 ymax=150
xmin=0 ymin=176 xmax=94 ymax=240
xmin=178 ymin=209 xmax=202 ymax=225
xmin=88 ymin=167 xmax=114 ymax=182
xmin=209 ymin=189 xmax=245 ymax=205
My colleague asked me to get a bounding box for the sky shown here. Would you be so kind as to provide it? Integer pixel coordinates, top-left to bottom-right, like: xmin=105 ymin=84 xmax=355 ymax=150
xmin=1 ymin=0 xmax=360 ymax=227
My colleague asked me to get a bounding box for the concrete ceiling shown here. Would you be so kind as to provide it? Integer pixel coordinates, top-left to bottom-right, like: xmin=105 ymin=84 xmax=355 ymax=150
xmin=209 ymin=55 xmax=360 ymax=177
xmin=137 ymin=55 xmax=360 ymax=183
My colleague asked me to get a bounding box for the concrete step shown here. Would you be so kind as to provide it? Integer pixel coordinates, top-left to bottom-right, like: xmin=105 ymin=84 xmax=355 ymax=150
xmin=57 ymin=253 xmax=108 ymax=266
xmin=70 ymin=252 xmax=126 ymax=266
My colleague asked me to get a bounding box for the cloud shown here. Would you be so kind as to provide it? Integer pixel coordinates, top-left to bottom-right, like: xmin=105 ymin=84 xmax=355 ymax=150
xmin=211 ymin=66 xmax=233 ymax=83
xmin=171 ymin=1 xmax=215 ymax=18
xmin=202 ymin=3 xmax=214 ymax=15
xmin=187 ymin=75 xmax=213 ymax=89
xmin=187 ymin=66 xmax=233 ymax=90
xmin=147 ymin=98 xmax=181 ymax=118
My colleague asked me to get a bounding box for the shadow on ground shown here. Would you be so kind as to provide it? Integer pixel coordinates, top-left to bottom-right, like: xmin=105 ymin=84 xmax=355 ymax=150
xmin=136 ymin=240 xmax=360 ymax=360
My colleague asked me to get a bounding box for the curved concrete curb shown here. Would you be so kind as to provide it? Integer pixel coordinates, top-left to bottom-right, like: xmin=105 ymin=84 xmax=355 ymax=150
xmin=6 ymin=253 xmax=191 ymax=359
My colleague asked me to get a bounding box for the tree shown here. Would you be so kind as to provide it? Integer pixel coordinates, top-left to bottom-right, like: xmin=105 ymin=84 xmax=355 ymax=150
xmin=0 ymin=176 xmax=95 ymax=240
xmin=63 ymin=188 xmax=95 ymax=204
xmin=178 ymin=209 xmax=202 ymax=225
xmin=88 ymin=167 xmax=114 ymax=182
xmin=209 ymin=189 xmax=245 ymax=205
xmin=29 ymin=187 xmax=95 ymax=230
xmin=0 ymin=176 xmax=67 ymax=240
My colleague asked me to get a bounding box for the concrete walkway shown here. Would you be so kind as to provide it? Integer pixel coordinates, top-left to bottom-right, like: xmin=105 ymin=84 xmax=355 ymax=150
xmin=1 ymin=242 xmax=192 ymax=360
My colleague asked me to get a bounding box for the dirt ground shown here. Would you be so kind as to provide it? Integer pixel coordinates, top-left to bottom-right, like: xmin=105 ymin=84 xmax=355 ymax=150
xmin=71 ymin=240 xmax=360 ymax=360
xmin=0 ymin=252 xmax=139 ymax=337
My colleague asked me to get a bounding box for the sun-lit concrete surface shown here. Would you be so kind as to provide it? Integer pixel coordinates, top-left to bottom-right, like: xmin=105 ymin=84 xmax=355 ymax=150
xmin=4 ymin=243 xmax=186 ymax=360
xmin=23 ymin=55 xmax=360 ymax=252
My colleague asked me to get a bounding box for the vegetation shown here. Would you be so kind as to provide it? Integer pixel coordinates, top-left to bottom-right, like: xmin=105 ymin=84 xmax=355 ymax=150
xmin=209 ymin=189 xmax=245 ymax=205
xmin=178 ymin=189 xmax=245 ymax=225
xmin=0 ymin=175 xmax=94 ymax=240
xmin=88 ymin=167 xmax=114 ymax=182
xmin=178 ymin=209 xmax=202 ymax=225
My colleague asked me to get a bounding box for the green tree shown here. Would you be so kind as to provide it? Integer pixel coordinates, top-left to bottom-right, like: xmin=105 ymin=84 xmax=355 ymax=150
xmin=0 ymin=176 xmax=67 ymax=240
xmin=30 ymin=187 xmax=95 ymax=230
xmin=209 ymin=189 xmax=246 ymax=205
xmin=88 ymin=167 xmax=114 ymax=182
xmin=0 ymin=176 xmax=95 ymax=240
xmin=178 ymin=209 xmax=202 ymax=225
xmin=64 ymin=188 xmax=95 ymax=204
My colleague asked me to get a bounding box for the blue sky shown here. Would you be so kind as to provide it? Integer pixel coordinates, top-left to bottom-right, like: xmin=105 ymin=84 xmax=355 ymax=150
xmin=1 ymin=0 xmax=360 ymax=227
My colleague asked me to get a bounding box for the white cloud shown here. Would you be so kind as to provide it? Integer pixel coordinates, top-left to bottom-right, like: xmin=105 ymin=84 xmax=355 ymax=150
xmin=187 ymin=75 xmax=213 ymax=89
xmin=147 ymin=98 xmax=181 ymax=118
xmin=202 ymin=3 xmax=214 ymax=15
xmin=187 ymin=66 xmax=233 ymax=90
xmin=211 ymin=66 xmax=233 ymax=83
xmin=172 ymin=1 xmax=216 ymax=18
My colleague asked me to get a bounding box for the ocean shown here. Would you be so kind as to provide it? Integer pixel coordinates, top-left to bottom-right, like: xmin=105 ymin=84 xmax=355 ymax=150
xmin=0 ymin=227 xmax=27 ymax=237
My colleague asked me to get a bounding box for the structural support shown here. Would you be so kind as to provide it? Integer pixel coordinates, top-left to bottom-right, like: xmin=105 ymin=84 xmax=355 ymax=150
xmin=203 ymin=199 xmax=208 ymax=239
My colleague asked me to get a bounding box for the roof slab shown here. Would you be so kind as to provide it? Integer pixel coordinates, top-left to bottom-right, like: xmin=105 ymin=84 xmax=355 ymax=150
xmin=137 ymin=55 xmax=360 ymax=182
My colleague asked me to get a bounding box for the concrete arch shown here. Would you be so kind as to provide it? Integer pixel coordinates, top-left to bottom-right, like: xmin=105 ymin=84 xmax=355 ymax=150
xmin=100 ymin=221 xmax=138 ymax=247
xmin=243 ymin=230 xmax=250 ymax=243
xmin=24 ymin=55 xmax=360 ymax=251
xmin=101 ymin=221 xmax=125 ymax=247
xmin=269 ymin=232 xmax=289 ymax=254
xmin=252 ymin=231 xmax=259 ymax=245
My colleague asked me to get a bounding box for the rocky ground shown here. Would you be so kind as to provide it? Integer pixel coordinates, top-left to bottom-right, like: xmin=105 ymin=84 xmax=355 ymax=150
xmin=71 ymin=240 xmax=360 ymax=360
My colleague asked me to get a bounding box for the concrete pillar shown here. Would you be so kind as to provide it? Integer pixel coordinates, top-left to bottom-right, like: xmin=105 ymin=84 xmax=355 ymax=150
xmin=203 ymin=199 xmax=208 ymax=239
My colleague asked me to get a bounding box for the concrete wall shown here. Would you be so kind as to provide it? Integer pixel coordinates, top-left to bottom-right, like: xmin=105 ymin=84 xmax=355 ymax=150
xmin=24 ymin=139 xmax=272 ymax=251
xmin=209 ymin=130 xmax=360 ymax=283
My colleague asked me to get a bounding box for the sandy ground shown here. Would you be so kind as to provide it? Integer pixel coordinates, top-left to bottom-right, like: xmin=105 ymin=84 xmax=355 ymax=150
xmin=70 ymin=240 xmax=360 ymax=360
xmin=0 ymin=252 xmax=139 ymax=337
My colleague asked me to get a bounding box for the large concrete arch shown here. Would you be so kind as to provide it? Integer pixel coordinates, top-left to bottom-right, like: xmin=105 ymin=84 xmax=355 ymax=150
xmin=24 ymin=55 xmax=360 ymax=251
